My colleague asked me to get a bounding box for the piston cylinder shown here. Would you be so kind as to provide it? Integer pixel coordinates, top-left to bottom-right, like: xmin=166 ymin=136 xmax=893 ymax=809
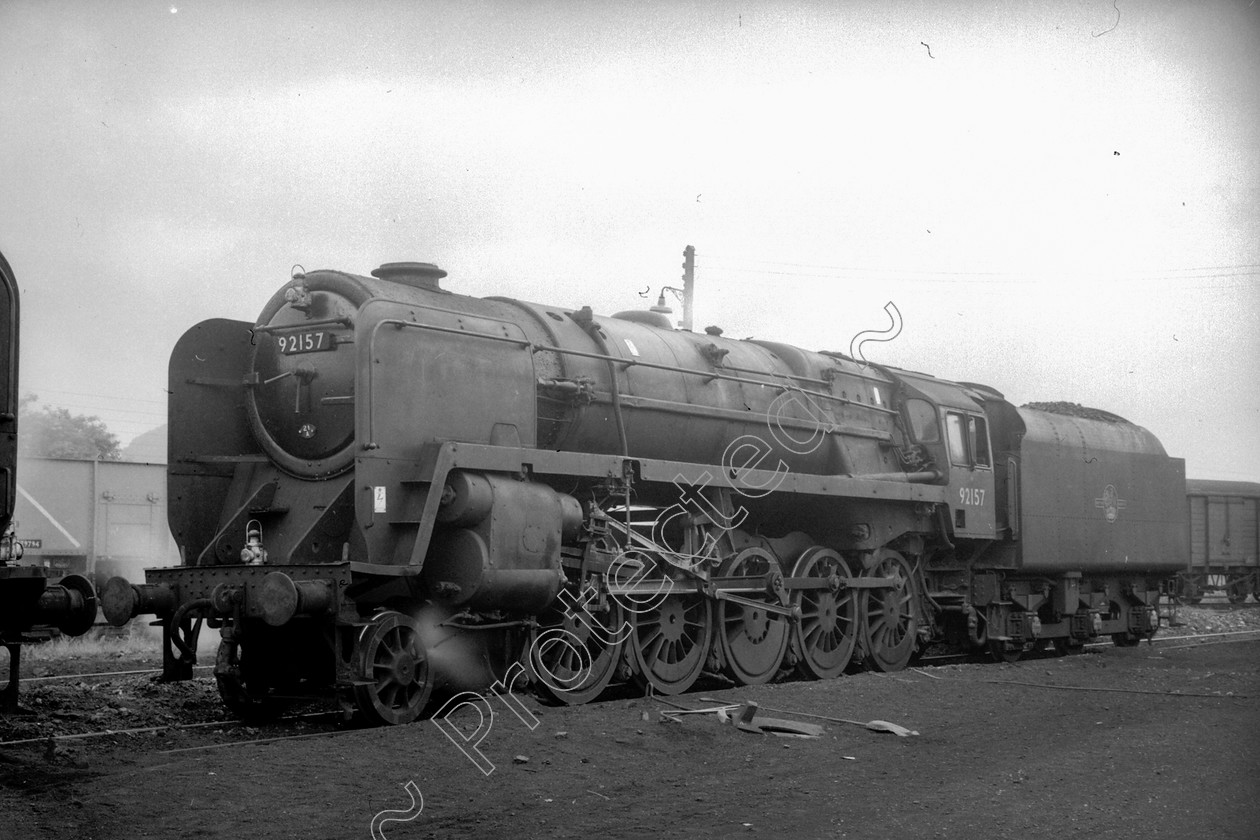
xmin=424 ymin=472 xmax=576 ymax=612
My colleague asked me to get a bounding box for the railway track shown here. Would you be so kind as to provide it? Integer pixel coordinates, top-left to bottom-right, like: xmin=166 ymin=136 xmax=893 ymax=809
xmin=20 ymin=665 xmax=214 ymax=684
xmin=0 ymin=711 xmax=341 ymax=749
xmin=878 ymin=627 xmax=1260 ymax=668
xmin=6 ymin=629 xmax=1257 ymax=753
xmin=18 ymin=626 xmax=1260 ymax=686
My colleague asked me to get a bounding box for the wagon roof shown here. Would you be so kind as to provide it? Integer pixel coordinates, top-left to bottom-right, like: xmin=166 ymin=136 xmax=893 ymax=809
xmin=1185 ymin=478 xmax=1260 ymax=498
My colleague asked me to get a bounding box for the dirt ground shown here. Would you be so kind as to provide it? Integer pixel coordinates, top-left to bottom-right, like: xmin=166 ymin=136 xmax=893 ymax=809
xmin=3 ymin=608 xmax=1258 ymax=840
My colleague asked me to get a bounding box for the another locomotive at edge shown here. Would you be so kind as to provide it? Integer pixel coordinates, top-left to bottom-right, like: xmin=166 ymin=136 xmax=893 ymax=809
xmin=103 ymin=261 xmax=1187 ymax=724
xmin=0 ymin=250 xmax=98 ymax=711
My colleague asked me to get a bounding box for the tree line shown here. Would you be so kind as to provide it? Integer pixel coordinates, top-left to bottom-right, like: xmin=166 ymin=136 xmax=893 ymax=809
xmin=17 ymin=394 xmax=121 ymax=460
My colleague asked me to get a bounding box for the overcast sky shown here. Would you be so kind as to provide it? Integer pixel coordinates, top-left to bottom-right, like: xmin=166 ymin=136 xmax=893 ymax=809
xmin=1 ymin=0 xmax=1257 ymax=480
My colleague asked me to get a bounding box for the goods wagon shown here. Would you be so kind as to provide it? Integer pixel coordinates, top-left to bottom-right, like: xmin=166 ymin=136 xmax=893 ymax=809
xmin=1179 ymin=479 xmax=1260 ymax=603
xmin=12 ymin=456 xmax=179 ymax=591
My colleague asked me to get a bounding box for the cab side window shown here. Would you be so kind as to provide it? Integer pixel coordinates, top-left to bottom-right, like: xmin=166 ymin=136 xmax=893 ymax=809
xmin=945 ymin=413 xmax=967 ymax=464
xmin=906 ymin=399 xmax=940 ymax=443
xmin=944 ymin=411 xmax=992 ymax=468
xmin=969 ymin=416 xmax=991 ymax=467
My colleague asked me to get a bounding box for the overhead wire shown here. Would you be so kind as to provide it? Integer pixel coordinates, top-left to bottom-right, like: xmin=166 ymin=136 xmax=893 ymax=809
xmin=698 ymin=253 xmax=1259 ymax=274
xmin=698 ymin=255 xmax=1260 ymax=276
xmin=23 ymin=387 xmax=168 ymax=407
xmin=19 ymin=387 xmax=169 ymax=447
xmin=695 ymin=258 xmax=1260 ymax=287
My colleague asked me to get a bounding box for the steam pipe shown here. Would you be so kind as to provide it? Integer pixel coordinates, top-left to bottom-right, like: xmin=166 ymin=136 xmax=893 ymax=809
xmin=575 ymin=310 xmax=629 ymax=457
xmin=860 ymin=470 xmax=942 ymax=483
xmin=168 ymin=598 xmax=213 ymax=659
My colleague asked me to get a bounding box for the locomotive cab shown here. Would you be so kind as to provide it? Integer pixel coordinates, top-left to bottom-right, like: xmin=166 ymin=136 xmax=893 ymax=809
xmin=887 ymin=369 xmax=997 ymax=540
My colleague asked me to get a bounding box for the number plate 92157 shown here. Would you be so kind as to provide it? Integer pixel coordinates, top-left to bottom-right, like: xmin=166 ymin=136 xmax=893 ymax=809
xmin=278 ymin=331 xmax=335 ymax=354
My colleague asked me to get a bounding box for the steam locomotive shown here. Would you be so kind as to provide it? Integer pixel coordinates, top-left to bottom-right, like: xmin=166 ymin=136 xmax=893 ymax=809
xmin=103 ymin=261 xmax=1186 ymax=724
xmin=0 ymin=249 xmax=97 ymax=712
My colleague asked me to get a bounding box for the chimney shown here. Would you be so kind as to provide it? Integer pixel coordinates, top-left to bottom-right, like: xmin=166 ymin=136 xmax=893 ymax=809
xmin=371 ymin=262 xmax=448 ymax=292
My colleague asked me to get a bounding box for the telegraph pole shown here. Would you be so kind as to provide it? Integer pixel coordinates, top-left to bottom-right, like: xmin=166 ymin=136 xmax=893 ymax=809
xmin=681 ymin=245 xmax=695 ymax=332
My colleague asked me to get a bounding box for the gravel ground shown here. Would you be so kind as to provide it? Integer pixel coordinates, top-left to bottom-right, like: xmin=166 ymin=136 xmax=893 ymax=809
xmin=1162 ymin=602 xmax=1260 ymax=636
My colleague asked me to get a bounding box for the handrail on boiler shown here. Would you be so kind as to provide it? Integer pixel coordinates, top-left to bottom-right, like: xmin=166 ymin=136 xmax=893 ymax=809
xmin=363 ymin=318 xmax=897 ymax=448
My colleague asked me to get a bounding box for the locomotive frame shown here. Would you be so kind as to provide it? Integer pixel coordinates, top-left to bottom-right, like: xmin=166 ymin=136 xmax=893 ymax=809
xmin=103 ymin=261 xmax=1186 ymax=724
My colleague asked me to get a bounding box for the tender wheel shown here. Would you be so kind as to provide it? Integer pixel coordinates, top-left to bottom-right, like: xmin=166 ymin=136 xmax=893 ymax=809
xmin=353 ymin=611 xmax=432 ymax=725
xmin=215 ymin=639 xmax=286 ymax=721
xmin=790 ymin=547 xmax=858 ymax=680
xmin=1032 ymin=637 xmax=1070 ymax=657
xmin=714 ymin=548 xmax=789 ymax=686
xmin=980 ymin=609 xmax=1025 ymax=662
xmin=529 ymin=587 xmax=626 ymax=705
xmin=1226 ymin=577 xmax=1249 ymax=605
xmin=1031 ymin=637 xmax=1063 ymax=656
xmin=860 ymin=550 xmax=920 ymax=672
xmin=988 ymin=638 xmax=1024 ymax=663
xmin=1108 ymin=601 xmax=1144 ymax=647
xmin=627 ymin=587 xmax=713 ymax=696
